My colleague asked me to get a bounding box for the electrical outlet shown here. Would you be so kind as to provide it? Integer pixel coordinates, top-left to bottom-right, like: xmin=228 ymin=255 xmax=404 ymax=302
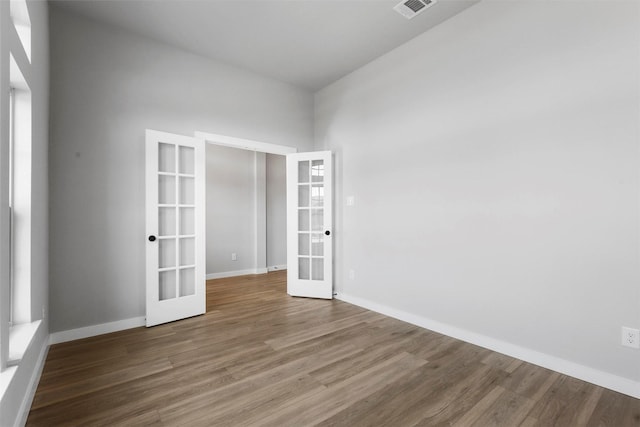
xmin=231 ymin=253 xmax=237 ymax=261
xmin=348 ymin=269 xmax=355 ymax=280
xmin=621 ymin=327 xmax=640 ymax=349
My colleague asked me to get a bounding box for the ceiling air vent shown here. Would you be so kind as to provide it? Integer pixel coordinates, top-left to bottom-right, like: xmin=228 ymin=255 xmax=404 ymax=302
xmin=393 ymin=0 xmax=437 ymax=19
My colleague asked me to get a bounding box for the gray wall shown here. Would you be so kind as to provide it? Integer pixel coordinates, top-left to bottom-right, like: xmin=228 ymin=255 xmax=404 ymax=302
xmin=315 ymin=1 xmax=640 ymax=382
xmin=266 ymin=154 xmax=286 ymax=268
xmin=0 ymin=0 xmax=49 ymax=425
xmin=49 ymin=6 xmax=313 ymax=333
xmin=207 ymin=148 xmax=286 ymax=275
xmin=206 ymin=144 xmax=257 ymax=274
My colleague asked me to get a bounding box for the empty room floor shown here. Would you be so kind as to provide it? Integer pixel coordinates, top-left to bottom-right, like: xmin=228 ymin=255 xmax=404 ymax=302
xmin=27 ymin=271 xmax=640 ymax=426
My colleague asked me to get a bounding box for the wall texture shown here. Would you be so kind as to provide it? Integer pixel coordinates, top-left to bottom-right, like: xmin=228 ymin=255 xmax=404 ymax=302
xmin=206 ymin=144 xmax=257 ymax=274
xmin=266 ymin=154 xmax=287 ymax=268
xmin=49 ymin=6 xmax=313 ymax=333
xmin=315 ymin=0 xmax=640 ymax=386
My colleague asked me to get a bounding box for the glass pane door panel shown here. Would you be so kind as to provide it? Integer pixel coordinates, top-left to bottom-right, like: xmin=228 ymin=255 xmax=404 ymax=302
xmin=179 ymin=207 xmax=195 ymax=235
xmin=159 ymin=270 xmax=176 ymax=300
xmin=311 ymin=258 xmax=324 ymax=281
xmin=311 ymin=234 xmax=324 ymax=256
xmin=311 ymin=185 xmax=324 ymax=207
xmin=179 ymin=237 xmax=195 ymax=266
xmin=179 ymin=268 xmax=195 ymax=297
xmin=179 ymin=177 xmax=195 ymax=205
xmin=159 ymin=239 xmax=176 ymax=268
xmin=298 ymin=161 xmax=309 ymax=183
xmin=311 ymin=160 xmax=324 ymax=182
xmin=298 ymin=209 xmax=310 ymax=231
xmin=311 ymin=209 xmax=323 ymax=231
xmin=298 ymin=233 xmax=310 ymax=256
xmin=179 ymin=146 xmax=195 ymax=174
xmin=158 ymin=143 xmax=175 ymax=173
xmin=159 ymin=175 xmax=176 ymax=204
xmin=159 ymin=207 xmax=176 ymax=236
xmin=298 ymin=257 xmax=310 ymax=280
xmin=298 ymin=185 xmax=310 ymax=207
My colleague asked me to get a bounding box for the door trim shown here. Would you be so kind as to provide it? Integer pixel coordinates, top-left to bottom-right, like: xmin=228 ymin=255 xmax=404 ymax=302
xmin=194 ymin=131 xmax=297 ymax=155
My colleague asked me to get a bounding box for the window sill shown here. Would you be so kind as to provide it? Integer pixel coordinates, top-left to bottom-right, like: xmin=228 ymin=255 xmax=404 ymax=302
xmin=0 ymin=320 xmax=41 ymax=403
xmin=7 ymin=320 xmax=41 ymax=367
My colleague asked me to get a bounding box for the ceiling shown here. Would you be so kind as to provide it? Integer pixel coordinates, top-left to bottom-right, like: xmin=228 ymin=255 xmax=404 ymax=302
xmin=51 ymin=0 xmax=478 ymax=91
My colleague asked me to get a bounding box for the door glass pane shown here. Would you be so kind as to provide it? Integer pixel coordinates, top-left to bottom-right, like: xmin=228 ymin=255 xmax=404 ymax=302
xmin=159 ymin=175 xmax=176 ymax=204
xmin=298 ymin=257 xmax=310 ymax=280
xmin=298 ymin=161 xmax=309 ymax=183
xmin=311 ymin=209 xmax=323 ymax=231
xmin=158 ymin=143 xmax=175 ymax=173
xmin=179 ymin=267 xmax=195 ymax=297
xmin=311 ymin=185 xmax=324 ymax=207
xmin=179 ymin=176 xmax=195 ymax=205
xmin=311 ymin=160 xmax=324 ymax=182
xmin=159 ymin=270 xmax=176 ymax=300
xmin=298 ymin=209 xmax=309 ymax=231
xmin=179 ymin=146 xmax=195 ymax=174
xmin=298 ymin=233 xmax=310 ymax=256
xmin=180 ymin=207 xmax=195 ymax=235
xmin=179 ymin=237 xmax=195 ymax=266
xmin=311 ymin=234 xmax=324 ymax=256
xmin=298 ymin=185 xmax=310 ymax=208
xmin=159 ymin=238 xmax=176 ymax=268
xmin=312 ymin=258 xmax=324 ymax=281
xmin=159 ymin=207 xmax=176 ymax=236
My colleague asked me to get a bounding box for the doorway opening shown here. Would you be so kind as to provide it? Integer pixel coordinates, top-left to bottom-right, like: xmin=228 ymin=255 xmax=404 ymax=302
xmin=198 ymin=132 xmax=296 ymax=312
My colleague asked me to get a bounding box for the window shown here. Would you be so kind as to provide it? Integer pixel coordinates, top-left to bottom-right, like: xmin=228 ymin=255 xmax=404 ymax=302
xmin=1 ymin=0 xmax=33 ymax=372
xmin=10 ymin=0 xmax=31 ymax=63
xmin=8 ymin=53 xmax=32 ymax=328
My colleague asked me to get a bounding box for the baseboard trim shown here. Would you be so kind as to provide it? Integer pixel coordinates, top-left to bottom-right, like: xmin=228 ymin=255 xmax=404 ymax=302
xmin=15 ymin=333 xmax=49 ymax=427
xmin=50 ymin=317 xmax=146 ymax=345
xmin=267 ymin=264 xmax=287 ymax=272
xmin=207 ymin=268 xmax=269 ymax=280
xmin=336 ymin=292 xmax=640 ymax=399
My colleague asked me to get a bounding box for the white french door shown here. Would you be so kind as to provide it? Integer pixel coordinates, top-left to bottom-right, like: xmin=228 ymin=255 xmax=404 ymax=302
xmin=145 ymin=130 xmax=206 ymax=326
xmin=286 ymin=151 xmax=333 ymax=299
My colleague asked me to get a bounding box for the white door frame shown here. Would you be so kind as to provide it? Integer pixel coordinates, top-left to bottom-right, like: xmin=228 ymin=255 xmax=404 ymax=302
xmin=195 ymin=131 xmax=297 ymax=277
xmin=194 ymin=131 xmax=297 ymax=155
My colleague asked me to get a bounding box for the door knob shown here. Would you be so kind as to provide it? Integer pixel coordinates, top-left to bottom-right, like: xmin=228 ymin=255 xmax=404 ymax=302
xmin=148 ymin=235 xmax=157 ymax=242
xmin=325 ymin=230 xmax=331 ymax=236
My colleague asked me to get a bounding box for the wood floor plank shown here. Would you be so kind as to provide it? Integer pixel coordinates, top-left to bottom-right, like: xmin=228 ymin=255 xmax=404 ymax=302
xmin=30 ymin=357 xmax=173 ymax=410
xmin=247 ymin=352 xmax=427 ymax=427
xmin=264 ymin=310 xmax=380 ymax=350
xmin=26 ymin=271 xmax=640 ymax=426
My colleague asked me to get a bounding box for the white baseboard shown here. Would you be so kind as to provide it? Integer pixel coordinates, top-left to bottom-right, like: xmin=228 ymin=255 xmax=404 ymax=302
xmin=207 ymin=268 xmax=269 ymax=280
xmin=336 ymin=292 xmax=640 ymax=399
xmin=15 ymin=337 xmax=49 ymax=427
xmin=267 ymin=264 xmax=287 ymax=272
xmin=50 ymin=317 xmax=146 ymax=345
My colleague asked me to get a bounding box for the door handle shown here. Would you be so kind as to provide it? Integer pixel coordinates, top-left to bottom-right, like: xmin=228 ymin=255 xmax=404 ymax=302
xmin=148 ymin=235 xmax=157 ymax=242
xmin=325 ymin=230 xmax=331 ymax=236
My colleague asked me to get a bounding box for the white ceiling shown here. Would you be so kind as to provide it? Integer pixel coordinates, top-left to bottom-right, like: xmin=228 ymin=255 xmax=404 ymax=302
xmin=51 ymin=0 xmax=478 ymax=91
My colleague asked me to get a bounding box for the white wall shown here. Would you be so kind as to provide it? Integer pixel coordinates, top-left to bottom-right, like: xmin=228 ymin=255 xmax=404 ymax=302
xmin=315 ymin=0 xmax=640 ymax=388
xmin=49 ymin=6 xmax=313 ymax=333
xmin=0 ymin=0 xmax=49 ymax=425
xmin=266 ymin=154 xmax=287 ymax=269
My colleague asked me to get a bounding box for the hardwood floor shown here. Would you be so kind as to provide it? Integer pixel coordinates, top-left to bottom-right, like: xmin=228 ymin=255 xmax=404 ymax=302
xmin=27 ymin=271 xmax=640 ymax=426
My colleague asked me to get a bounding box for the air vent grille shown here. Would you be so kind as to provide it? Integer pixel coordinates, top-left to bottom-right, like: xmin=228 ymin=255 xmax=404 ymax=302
xmin=404 ymin=0 xmax=425 ymax=13
xmin=393 ymin=0 xmax=437 ymax=19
